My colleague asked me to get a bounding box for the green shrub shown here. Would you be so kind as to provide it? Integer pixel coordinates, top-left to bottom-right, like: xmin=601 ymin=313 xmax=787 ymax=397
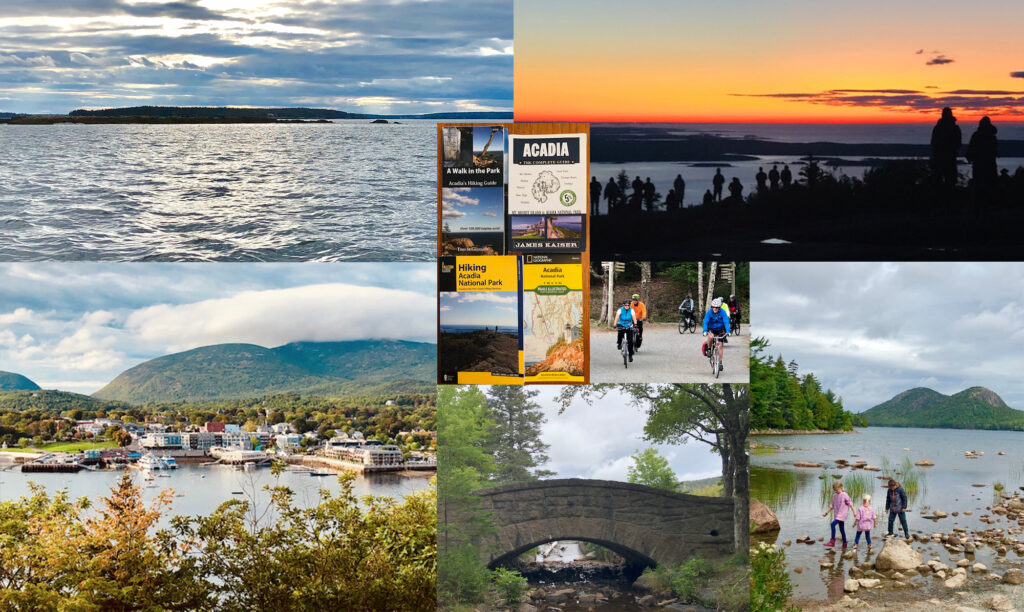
xmin=750 ymin=542 xmax=798 ymax=612
xmin=438 ymin=545 xmax=491 ymax=606
xmin=490 ymin=567 xmax=528 ymax=605
xmin=672 ymin=557 xmax=714 ymax=602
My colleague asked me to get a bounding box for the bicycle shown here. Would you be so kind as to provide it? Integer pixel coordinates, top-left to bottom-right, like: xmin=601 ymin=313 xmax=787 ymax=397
xmin=731 ymin=312 xmax=741 ymax=336
xmin=634 ymin=320 xmax=644 ymax=352
xmin=707 ymin=331 xmax=727 ymax=378
xmin=678 ymin=310 xmax=697 ymax=334
xmin=616 ymin=324 xmax=635 ymax=368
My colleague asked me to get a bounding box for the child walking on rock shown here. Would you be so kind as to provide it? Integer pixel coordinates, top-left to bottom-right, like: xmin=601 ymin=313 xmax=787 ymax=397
xmin=853 ymin=493 xmax=877 ymax=551
xmin=823 ymin=480 xmax=854 ymax=548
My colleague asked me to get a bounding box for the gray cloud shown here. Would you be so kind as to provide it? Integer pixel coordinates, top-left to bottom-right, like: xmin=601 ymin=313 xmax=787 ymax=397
xmin=752 ymin=263 xmax=1024 ymax=412
xmin=0 ymin=0 xmax=512 ymax=113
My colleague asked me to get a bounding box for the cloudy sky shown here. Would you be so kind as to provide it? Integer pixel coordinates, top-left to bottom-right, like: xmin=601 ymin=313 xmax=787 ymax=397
xmin=439 ymin=290 xmax=517 ymax=328
xmin=0 ymin=0 xmax=512 ymax=114
xmin=442 ymin=187 xmax=503 ymax=232
xmin=533 ymin=387 xmax=722 ymax=483
xmin=517 ymin=0 xmax=1024 ymax=122
xmin=0 ymin=263 xmax=435 ymax=394
xmin=752 ymin=262 xmax=1024 ymax=412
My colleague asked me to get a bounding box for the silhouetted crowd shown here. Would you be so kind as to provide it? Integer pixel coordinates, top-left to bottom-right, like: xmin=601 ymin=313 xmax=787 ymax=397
xmin=588 ymin=107 xmax=1015 ymax=216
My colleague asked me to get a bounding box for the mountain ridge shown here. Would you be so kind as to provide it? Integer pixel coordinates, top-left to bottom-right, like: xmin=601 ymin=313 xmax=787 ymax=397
xmin=861 ymin=386 xmax=1024 ymax=430
xmin=93 ymin=340 xmax=436 ymax=403
xmin=0 ymin=371 xmax=41 ymax=391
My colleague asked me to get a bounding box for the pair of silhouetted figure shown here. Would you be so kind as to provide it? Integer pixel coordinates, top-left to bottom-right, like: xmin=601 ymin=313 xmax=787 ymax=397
xmin=931 ymin=107 xmax=1001 ymax=204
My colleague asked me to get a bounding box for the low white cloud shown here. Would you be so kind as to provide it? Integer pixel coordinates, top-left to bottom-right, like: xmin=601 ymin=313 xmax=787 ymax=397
xmin=124 ymin=282 xmax=435 ymax=352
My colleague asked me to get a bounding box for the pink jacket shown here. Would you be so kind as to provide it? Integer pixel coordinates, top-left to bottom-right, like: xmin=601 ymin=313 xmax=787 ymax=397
xmin=831 ymin=492 xmax=853 ymax=521
xmin=855 ymin=506 xmax=876 ymax=531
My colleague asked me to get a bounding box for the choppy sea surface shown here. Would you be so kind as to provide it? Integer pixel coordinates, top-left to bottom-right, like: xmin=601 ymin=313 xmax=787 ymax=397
xmin=0 ymin=120 xmax=436 ymax=261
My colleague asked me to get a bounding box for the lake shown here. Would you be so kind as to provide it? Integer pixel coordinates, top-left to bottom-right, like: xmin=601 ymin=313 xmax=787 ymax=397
xmin=0 ymin=120 xmax=436 ymax=261
xmin=0 ymin=461 xmax=432 ymax=524
xmin=751 ymin=427 xmax=1024 ymax=602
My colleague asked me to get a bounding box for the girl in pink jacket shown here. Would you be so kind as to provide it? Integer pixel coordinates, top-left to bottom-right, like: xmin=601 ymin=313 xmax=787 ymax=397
xmin=853 ymin=494 xmax=877 ymax=551
xmin=823 ymin=480 xmax=854 ymax=548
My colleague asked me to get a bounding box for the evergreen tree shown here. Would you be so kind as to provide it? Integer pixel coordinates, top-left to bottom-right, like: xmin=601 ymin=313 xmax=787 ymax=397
xmin=484 ymin=386 xmax=555 ymax=484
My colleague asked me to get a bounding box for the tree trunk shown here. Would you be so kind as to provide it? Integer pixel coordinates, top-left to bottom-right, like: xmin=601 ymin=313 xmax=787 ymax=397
xmin=598 ymin=263 xmax=609 ymax=325
xmin=606 ymin=263 xmax=616 ymax=326
xmin=704 ymin=261 xmax=718 ymax=313
xmin=697 ymin=262 xmax=704 ymax=314
xmin=730 ymin=261 xmax=737 ymax=301
xmin=640 ymin=262 xmax=652 ymax=319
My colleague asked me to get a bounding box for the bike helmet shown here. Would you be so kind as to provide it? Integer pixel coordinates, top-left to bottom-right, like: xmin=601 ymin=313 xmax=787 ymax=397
xmin=631 ymin=293 xmax=639 ymax=299
xmin=622 ymin=299 xmax=630 ymax=306
xmin=729 ymin=294 xmax=735 ymax=299
xmin=711 ymin=297 xmax=723 ymax=308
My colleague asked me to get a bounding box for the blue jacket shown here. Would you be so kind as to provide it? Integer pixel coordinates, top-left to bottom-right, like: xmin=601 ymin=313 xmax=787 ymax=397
xmin=616 ymin=306 xmax=635 ymax=328
xmin=703 ymin=308 xmax=730 ymax=334
xmin=885 ymin=485 xmax=908 ymax=513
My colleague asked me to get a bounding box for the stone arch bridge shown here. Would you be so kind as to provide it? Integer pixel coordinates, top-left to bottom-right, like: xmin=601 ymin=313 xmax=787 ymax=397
xmin=470 ymin=479 xmax=734 ymax=568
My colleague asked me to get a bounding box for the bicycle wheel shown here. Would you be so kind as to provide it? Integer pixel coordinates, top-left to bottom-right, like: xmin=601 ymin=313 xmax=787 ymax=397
xmin=622 ymin=334 xmax=629 ymax=368
xmin=688 ymin=318 xmax=697 ymax=333
xmin=711 ymin=343 xmax=720 ymax=378
xmin=678 ymin=317 xmax=685 ymax=334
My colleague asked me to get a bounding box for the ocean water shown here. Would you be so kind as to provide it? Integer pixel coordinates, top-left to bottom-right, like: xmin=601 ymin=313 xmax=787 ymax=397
xmin=0 ymin=120 xmax=436 ymax=261
xmin=0 ymin=461 xmax=430 ymax=522
xmin=593 ymin=122 xmax=1024 ymax=211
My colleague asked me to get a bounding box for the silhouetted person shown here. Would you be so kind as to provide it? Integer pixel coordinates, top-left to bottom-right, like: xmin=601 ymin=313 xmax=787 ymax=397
xmin=590 ymin=176 xmax=601 ymax=216
xmin=604 ymin=177 xmax=620 ymax=213
xmin=643 ymin=177 xmax=655 ymax=212
xmin=768 ymin=165 xmax=780 ymax=190
xmin=804 ymin=155 xmax=821 ymax=188
xmin=755 ymin=167 xmax=768 ymax=194
xmin=673 ymin=174 xmax=686 ymax=205
xmin=702 ymin=189 xmax=714 ymax=206
xmin=628 ymin=188 xmax=643 ymax=213
xmin=931 ymin=107 xmax=962 ymax=192
xmin=712 ymin=168 xmax=725 ymax=201
xmin=665 ymin=188 xmax=679 ymax=212
xmin=781 ymin=164 xmax=793 ymax=188
xmin=966 ymin=116 xmax=998 ymax=205
xmin=631 ymin=175 xmax=643 ymax=199
xmin=727 ymin=177 xmax=743 ymax=201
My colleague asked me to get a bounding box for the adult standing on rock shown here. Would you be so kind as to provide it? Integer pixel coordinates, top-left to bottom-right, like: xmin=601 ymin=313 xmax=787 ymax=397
xmin=884 ymin=478 xmax=910 ymax=539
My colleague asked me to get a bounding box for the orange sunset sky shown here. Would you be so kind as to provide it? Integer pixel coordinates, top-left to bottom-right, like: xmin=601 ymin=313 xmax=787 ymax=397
xmin=515 ymin=0 xmax=1024 ymax=123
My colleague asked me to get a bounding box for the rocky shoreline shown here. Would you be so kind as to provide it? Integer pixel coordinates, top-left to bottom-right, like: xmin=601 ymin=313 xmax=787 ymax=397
xmin=764 ymin=493 xmax=1024 ymax=610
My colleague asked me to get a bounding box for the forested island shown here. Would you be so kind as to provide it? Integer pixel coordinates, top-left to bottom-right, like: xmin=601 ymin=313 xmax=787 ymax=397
xmin=0 ymin=105 xmax=512 ymax=125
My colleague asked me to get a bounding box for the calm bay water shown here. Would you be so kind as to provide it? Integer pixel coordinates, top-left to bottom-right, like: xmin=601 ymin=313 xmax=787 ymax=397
xmin=0 ymin=120 xmax=436 ymax=261
xmin=0 ymin=462 xmax=431 ymax=522
xmin=751 ymin=427 xmax=1024 ymax=602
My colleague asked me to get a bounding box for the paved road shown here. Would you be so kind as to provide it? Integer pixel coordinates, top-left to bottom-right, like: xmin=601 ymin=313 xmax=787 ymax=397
xmin=590 ymin=322 xmax=749 ymax=383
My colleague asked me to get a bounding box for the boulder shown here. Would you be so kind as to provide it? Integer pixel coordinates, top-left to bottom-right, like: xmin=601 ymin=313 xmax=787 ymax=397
xmin=632 ymin=573 xmax=660 ymax=593
xmin=547 ymin=588 xmax=575 ymax=603
xmin=944 ymin=573 xmax=967 ymax=588
xmin=875 ymin=538 xmax=923 ymax=571
xmin=637 ymin=594 xmax=657 ymax=608
xmin=518 ymin=604 xmax=539 ymax=612
xmin=751 ymin=498 xmax=781 ymax=533
xmin=793 ymin=462 xmax=824 ymax=468
xmin=1002 ymin=568 xmax=1024 ymax=584
xmin=844 ymin=579 xmax=860 ymax=592
xmin=973 ymin=563 xmax=988 ymax=573
xmin=915 ymin=460 xmax=935 ymax=466
xmin=858 ymin=578 xmax=881 ymax=588
xmin=985 ymin=594 xmax=1013 ymax=611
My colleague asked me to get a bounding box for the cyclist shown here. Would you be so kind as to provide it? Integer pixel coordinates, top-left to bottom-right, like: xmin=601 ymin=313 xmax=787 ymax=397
xmin=615 ymin=299 xmax=637 ymax=362
xmin=678 ymin=294 xmax=695 ymax=327
xmin=727 ymin=294 xmax=741 ymax=324
xmin=630 ymin=293 xmax=648 ymax=348
xmin=703 ymin=297 xmax=731 ymax=371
